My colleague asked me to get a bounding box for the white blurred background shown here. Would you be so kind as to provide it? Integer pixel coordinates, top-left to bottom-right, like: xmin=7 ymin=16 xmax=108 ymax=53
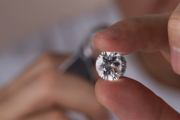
xmin=0 ymin=0 xmax=179 ymax=120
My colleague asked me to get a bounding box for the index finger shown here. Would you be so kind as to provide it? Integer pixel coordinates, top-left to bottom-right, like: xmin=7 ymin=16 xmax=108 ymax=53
xmin=94 ymin=12 xmax=171 ymax=54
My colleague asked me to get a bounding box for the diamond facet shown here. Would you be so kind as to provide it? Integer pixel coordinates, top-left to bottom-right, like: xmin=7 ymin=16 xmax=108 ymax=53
xmin=96 ymin=52 xmax=126 ymax=81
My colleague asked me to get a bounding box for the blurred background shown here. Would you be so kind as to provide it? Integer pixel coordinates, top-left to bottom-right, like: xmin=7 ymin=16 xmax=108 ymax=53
xmin=0 ymin=0 xmax=180 ymax=120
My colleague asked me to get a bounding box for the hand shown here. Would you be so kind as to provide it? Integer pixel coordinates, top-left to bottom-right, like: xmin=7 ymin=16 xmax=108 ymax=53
xmin=94 ymin=3 xmax=180 ymax=120
xmin=0 ymin=53 xmax=108 ymax=120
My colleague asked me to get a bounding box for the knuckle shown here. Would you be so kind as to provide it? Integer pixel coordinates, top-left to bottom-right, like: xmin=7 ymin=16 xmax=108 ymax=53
xmin=48 ymin=110 xmax=65 ymax=120
xmin=168 ymin=11 xmax=180 ymax=31
xmin=37 ymin=69 xmax=56 ymax=102
xmin=39 ymin=53 xmax=55 ymax=67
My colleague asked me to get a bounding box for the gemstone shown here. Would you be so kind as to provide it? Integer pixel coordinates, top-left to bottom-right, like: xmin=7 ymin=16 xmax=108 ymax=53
xmin=96 ymin=52 xmax=126 ymax=81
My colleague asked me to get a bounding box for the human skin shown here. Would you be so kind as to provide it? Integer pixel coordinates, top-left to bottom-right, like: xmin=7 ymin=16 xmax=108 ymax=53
xmin=115 ymin=0 xmax=180 ymax=87
xmin=0 ymin=53 xmax=108 ymax=120
xmin=94 ymin=3 xmax=180 ymax=120
xmin=1 ymin=1 xmax=180 ymax=120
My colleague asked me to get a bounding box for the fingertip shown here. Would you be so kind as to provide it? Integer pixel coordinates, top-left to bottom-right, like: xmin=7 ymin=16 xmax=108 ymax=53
xmin=95 ymin=27 xmax=121 ymax=40
xmin=94 ymin=32 xmax=128 ymax=54
xmin=95 ymin=77 xmax=161 ymax=120
xmin=171 ymin=46 xmax=180 ymax=75
xmin=95 ymin=77 xmax=147 ymax=105
xmin=168 ymin=10 xmax=180 ymax=75
xmin=93 ymin=32 xmax=120 ymax=52
xmin=94 ymin=25 xmax=128 ymax=54
xmin=93 ymin=21 xmax=145 ymax=54
xmin=95 ymin=77 xmax=141 ymax=109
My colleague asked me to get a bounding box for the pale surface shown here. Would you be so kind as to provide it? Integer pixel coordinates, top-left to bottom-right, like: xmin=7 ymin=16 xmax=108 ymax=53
xmin=0 ymin=0 xmax=110 ymax=52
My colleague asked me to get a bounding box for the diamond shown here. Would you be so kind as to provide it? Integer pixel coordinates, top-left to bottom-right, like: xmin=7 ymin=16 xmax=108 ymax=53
xmin=96 ymin=52 xmax=126 ymax=81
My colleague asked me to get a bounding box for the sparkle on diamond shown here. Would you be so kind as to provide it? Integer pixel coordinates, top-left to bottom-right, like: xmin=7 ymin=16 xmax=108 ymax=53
xmin=96 ymin=52 xmax=126 ymax=81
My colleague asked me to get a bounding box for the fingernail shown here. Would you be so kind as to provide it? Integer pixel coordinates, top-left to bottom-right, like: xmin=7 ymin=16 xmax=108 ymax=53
xmin=171 ymin=46 xmax=180 ymax=74
xmin=96 ymin=27 xmax=120 ymax=40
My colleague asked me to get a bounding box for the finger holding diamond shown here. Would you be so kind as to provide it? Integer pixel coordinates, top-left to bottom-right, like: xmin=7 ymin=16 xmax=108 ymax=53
xmin=95 ymin=77 xmax=180 ymax=120
xmin=94 ymin=12 xmax=171 ymax=54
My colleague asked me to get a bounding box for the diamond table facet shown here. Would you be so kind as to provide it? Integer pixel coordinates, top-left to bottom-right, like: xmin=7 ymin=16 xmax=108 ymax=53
xmin=96 ymin=52 xmax=126 ymax=81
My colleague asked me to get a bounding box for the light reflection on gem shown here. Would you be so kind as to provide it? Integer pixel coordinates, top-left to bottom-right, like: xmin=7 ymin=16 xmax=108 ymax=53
xmin=96 ymin=52 xmax=126 ymax=81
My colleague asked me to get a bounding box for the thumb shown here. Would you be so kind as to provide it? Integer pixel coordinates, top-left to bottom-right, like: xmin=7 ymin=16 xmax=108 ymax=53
xmin=168 ymin=3 xmax=180 ymax=74
xmin=95 ymin=77 xmax=180 ymax=120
